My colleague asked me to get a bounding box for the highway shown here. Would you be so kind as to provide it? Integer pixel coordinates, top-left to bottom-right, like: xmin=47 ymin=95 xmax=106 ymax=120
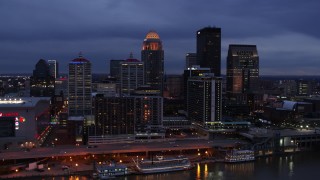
xmin=0 ymin=139 xmax=242 ymax=160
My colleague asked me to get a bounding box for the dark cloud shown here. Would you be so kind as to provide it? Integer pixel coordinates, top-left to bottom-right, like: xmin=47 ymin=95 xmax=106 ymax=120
xmin=0 ymin=0 xmax=319 ymax=75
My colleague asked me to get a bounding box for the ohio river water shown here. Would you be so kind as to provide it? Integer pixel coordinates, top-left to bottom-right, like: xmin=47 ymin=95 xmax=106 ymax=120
xmin=30 ymin=151 xmax=320 ymax=180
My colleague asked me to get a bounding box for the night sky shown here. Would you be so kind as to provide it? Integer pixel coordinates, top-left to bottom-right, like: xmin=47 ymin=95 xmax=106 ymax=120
xmin=0 ymin=0 xmax=319 ymax=75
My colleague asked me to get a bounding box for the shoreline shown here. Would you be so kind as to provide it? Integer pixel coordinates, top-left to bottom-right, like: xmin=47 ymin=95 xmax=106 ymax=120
xmin=0 ymin=150 xmax=310 ymax=179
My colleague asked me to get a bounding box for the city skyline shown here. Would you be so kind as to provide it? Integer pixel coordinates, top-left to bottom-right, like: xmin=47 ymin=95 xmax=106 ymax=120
xmin=0 ymin=0 xmax=320 ymax=75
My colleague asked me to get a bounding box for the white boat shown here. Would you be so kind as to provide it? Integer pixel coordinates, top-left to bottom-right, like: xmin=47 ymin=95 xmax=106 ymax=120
xmin=225 ymin=149 xmax=255 ymax=163
xmin=95 ymin=161 xmax=129 ymax=179
xmin=133 ymin=155 xmax=192 ymax=174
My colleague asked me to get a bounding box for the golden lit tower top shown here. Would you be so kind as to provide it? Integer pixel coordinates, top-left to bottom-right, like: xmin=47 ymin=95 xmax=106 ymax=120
xmin=142 ymin=31 xmax=162 ymax=50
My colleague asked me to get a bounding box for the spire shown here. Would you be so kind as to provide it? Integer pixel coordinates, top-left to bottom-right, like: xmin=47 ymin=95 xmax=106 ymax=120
xmin=129 ymin=52 xmax=133 ymax=59
xmin=79 ymin=51 xmax=83 ymax=58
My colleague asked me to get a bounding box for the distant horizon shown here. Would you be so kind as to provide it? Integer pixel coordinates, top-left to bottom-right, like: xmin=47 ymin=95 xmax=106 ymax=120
xmin=3 ymin=72 xmax=320 ymax=78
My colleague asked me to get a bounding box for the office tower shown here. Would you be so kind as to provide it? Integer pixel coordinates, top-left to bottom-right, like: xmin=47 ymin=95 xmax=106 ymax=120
xmin=183 ymin=65 xmax=211 ymax=109
xmin=185 ymin=53 xmax=197 ymax=69
xmin=120 ymin=56 xmax=144 ymax=95
xmin=133 ymin=86 xmax=163 ymax=135
xmin=68 ymin=55 xmax=92 ymax=116
xmin=226 ymin=44 xmax=259 ymax=94
xmin=141 ymin=30 xmax=164 ymax=95
xmin=187 ymin=74 xmax=222 ymax=126
xmin=30 ymin=59 xmax=55 ymax=97
xmin=196 ymin=27 xmax=221 ymax=76
xmin=94 ymin=94 xmax=135 ymax=135
xmin=48 ymin=60 xmax=59 ymax=78
xmin=93 ymin=90 xmax=163 ymax=137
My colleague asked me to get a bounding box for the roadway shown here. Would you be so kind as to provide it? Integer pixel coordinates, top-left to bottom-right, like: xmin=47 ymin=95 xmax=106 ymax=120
xmin=0 ymin=139 xmax=242 ymax=160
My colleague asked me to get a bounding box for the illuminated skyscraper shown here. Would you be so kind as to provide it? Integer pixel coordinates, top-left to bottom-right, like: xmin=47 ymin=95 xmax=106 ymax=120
xmin=226 ymin=44 xmax=259 ymax=94
xmin=196 ymin=27 xmax=221 ymax=76
xmin=225 ymin=45 xmax=259 ymax=114
xmin=120 ymin=55 xmax=144 ymax=95
xmin=68 ymin=55 xmax=92 ymax=116
xmin=141 ymin=31 xmax=164 ymax=95
xmin=187 ymin=74 xmax=222 ymax=125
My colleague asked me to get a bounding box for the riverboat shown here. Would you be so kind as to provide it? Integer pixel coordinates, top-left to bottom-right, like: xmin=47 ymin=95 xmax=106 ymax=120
xmin=94 ymin=161 xmax=129 ymax=179
xmin=133 ymin=155 xmax=192 ymax=174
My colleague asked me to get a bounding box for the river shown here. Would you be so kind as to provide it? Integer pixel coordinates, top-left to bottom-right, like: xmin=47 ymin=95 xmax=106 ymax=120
xmin=26 ymin=151 xmax=320 ymax=180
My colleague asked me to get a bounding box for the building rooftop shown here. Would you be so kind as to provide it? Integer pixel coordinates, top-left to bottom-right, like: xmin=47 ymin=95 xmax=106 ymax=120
xmin=0 ymin=97 xmax=50 ymax=108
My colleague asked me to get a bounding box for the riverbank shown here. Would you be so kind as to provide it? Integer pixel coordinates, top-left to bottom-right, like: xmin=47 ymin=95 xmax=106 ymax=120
xmin=0 ymin=150 xmax=310 ymax=179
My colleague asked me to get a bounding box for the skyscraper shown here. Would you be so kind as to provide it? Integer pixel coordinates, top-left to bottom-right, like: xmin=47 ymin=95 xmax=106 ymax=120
xmin=30 ymin=59 xmax=55 ymax=97
xmin=183 ymin=65 xmax=211 ymax=109
xmin=187 ymin=74 xmax=222 ymax=126
xmin=120 ymin=55 xmax=144 ymax=95
xmin=225 ymin=45 xmax=259 ymax=114
xmin=226 ymin=44 xmax=259 ymax=94
xmin=48 ymin=60 xmax=59 ymax=79
xmin=141 ymin=31 xmax=164 ymax=95
xmin=196 ymin=27 xmax=221 ymax=76
xmin=68 ymin=55 xmax=92 ymax=116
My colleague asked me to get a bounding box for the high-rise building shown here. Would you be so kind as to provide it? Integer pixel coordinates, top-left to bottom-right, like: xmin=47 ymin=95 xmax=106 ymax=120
xmin=133 ymin=86 xmax=163 ymax=134
xmin=92 ymin=90 xmax=163 ymax=137
xmin=48 ymin=60 xmax=59 ymax=79
xmin=68 ymin=55 xmax=92 ymax=116
xmin=196 ymin=27 xmax=221 ymax=76
xmin=183 ymin=65 xmax=211 ymax=109
xmin=226 ymin=44 xmax=259 ymax=94
xmin=141 ymin=31 xmax=164 ymax=95
xmin=30 ymin=59 xmax=55 ymax=97
xmin=94 ymin=94 xmax=135 ymax=135
xmin=187 ymin=74 xmax=222 ymax=126
xmin=185 ymin=53 xmax=197 ymax=69
xmin=120 ymin=56 xmax=144 ymax=95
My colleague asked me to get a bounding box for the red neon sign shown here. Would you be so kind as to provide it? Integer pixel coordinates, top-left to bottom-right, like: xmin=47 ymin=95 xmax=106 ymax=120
xmin=0 ymin=112 xmax=19 ymax=117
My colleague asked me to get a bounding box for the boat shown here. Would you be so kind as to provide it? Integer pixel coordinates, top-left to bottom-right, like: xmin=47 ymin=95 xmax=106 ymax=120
xmin=94 ymin=161 xmax=129 ymax=179
xmin=225 ymin=149 xmax=255 ymax=163
xmin=132 ymin=155 xmax=192 ymax=174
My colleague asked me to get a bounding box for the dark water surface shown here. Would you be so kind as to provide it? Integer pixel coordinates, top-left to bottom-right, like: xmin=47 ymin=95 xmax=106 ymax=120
xmin=27 ymin=151 xmax=320 ymax=180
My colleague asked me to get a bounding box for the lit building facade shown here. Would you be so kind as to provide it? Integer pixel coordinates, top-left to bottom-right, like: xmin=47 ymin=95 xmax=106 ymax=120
xmin=226 ymin=44 xmax=259 ymax=94
xmin=183 ymin=66 xmax=211 ymax=109
xmin=0 ymin=97 xmax=51 ymax=149
xmin=93 ymin=94 xmax=135 ymax=135
xmin=196 ymin=27 xmax=221 ymax=76
xmin=187 ymin=74 xmax=222 ymax=127
xmin=141 ymin=31 xmax=164 ymax=95
xmin=30 ymin=59 xmax=55 ymax=97
xmin=120 ymin=57 xmax=144 ymax=95
xmin=68 ymin=55 xmax=92 ymax=116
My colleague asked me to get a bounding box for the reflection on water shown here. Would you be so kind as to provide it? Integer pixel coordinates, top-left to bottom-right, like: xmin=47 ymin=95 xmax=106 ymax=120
xmin=224 ymin=162 xmax=254 ymax=177
xmin=196 ymin=163 xmax=201 ymax=179
xmin=25 ymin=152 xmax=320 ymax=180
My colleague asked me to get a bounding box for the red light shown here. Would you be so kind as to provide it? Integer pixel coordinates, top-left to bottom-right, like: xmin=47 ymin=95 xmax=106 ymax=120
xmin=19 ymin=117 xmax=26 ymax=123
